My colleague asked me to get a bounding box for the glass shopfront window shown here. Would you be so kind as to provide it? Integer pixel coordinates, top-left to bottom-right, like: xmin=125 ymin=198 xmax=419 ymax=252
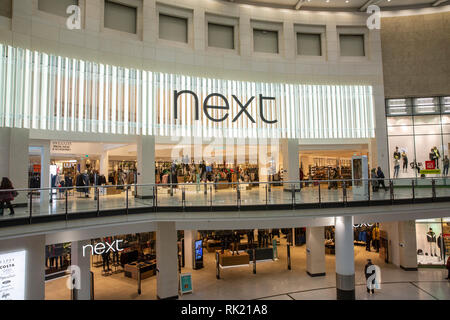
xmin=386 ymin=96 xmax=450 ymax=180
xmin=416 ymin=218 xmax=450 ymax=267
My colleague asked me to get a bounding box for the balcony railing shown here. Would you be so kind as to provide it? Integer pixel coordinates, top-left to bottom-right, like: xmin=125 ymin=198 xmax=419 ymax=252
xmin=1 ymin=177 xmax=450 ymax=228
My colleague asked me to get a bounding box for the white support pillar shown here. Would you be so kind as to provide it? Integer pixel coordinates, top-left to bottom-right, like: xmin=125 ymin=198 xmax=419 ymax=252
xmin=100 ymin=151 xmax=109 ymax=177
xmin=306 ymin=227 xmax=326 ymax=277
xmin=70 ymin=240 xmax=92 ymax=300
xmin=184 ymin=230 xmax=197 ymax=270
xmin=137 ymin=135 xmax=155 ymax=198
xmin=40 ymin=141 xmax=51 ymax=209
xmin=335 ymin=215 xmax=355 ymax=300
xmin=156 ymin=222 xmax=178 ymax=300
xmin=0 ymin=128 xmax=29 ymax=205
xmin=281 ymin=139 xmax=299 ymax=191
xmin=398 ymin=220 xmax=418 ymax=271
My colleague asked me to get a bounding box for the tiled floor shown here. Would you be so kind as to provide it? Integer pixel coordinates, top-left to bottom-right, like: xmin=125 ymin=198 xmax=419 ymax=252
xmin=45 ymin=238 xmax=450 ymax=300
xmin=4 ymin=184 xmax=448 ymax=221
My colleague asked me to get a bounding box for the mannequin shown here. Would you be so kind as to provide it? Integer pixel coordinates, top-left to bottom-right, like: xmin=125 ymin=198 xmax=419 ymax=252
xmin=437 ymin=233 xmax=444 ymax=261
xmin=427 ymin=227 xmax=437 ymax=257
xmin=231 ymin=231 xmax=240 ymax=256
xmin=393 ymin=146 xmax=401 ymax=161
xmin=401 ymin=151 xmax=408 ymax=173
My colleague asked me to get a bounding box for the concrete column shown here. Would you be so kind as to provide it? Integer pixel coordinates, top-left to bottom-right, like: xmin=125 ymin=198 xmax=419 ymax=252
xmin=306 ymin=227 xmax=326 ymax=277
xmin=335 ymin=215 xmax=355 ymax=300
xmin=281 ymin=139 xmax=299 ymax=191
xmin=137 ymin=135 xmax=155 ymax=198
xmin=70 ymin=240 xmax=92 ymax=300
xmin=100 ymin=151 xmax=109 ymax=177
xmin=184 ymin=230 xmax=197 ymax=270
xmin=0 ymin=128 xmax=29 ymax=205
xmin=156 ymin=222 xmax=178 ymax=299
xmin=398 ymin=220 xmax=418 ymax=271
xmin=0 ymin=235 xmax=45 ymax=300
xmin=40 ymin=141 xmax=51 ymax=208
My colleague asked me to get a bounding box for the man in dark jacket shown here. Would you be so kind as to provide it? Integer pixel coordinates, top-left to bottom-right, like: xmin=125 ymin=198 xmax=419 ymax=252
xmin=365 ymin=259 xmax=376 ymax=294
xmin=377 ymin=167 xmax=387 ymax=191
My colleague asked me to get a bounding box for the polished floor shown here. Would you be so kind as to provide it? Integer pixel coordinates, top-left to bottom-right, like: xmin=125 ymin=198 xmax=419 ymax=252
xmin=45 ymin=238 xmax=450 ymax=300
xmin=4 ymin=183 xmax=450 ymax=221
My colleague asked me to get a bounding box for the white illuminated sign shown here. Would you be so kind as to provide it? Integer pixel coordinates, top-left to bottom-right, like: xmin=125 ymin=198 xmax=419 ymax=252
xmin=0 ymin=251 xmax=26 ymax=300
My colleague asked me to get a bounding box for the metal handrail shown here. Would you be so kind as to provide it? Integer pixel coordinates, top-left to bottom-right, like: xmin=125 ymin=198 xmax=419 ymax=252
xmin=0 ymin=176 xmax=446 ymax=193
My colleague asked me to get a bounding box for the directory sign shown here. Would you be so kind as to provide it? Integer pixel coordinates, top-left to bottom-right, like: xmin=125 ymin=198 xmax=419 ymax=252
xmin=0 ymin=251 xmax=26 ymax=300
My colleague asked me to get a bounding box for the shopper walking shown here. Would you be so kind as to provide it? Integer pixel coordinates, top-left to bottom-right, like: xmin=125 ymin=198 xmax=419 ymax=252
xmin=0 ymin=177 xmax=17 ymax=216
xmin=365 ymin=259 xmax=376 ymax=294
xmin=365 ymin=229 xmax=372 ymax=252
xmin=443 ymin=156 xmax=449 ymax=176
xmin=376 ymin=167 xmax=388 ymax=191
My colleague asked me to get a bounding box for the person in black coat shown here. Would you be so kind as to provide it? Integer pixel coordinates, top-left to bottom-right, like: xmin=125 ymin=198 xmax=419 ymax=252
xmin=365 ymin=259 xmax=376 ymax=294
xmin=376 ymin=167 xmax=387 ymax=191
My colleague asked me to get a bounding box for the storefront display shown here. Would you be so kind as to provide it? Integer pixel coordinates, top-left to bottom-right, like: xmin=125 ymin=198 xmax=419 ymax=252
xmin=416 ymin=218 xmax=450 ymax=266
xmin=386 ymin=96 xmax=450 ymax=180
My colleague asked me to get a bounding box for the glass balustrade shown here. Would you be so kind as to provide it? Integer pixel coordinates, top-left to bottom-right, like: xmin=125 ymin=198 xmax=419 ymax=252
xmin=0 ymin=177 xmax=449 ymax=226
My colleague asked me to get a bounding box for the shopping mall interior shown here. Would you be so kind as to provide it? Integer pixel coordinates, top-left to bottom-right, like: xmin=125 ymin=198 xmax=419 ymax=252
xmin=0 ymin=0 xmax=449 ymax=303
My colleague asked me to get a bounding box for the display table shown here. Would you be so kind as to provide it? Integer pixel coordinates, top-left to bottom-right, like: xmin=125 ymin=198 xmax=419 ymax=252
xmin=218 ymin=250 xmax=249 ymax=267
xmin=246 ymin=247 xmax=274 ymax=261
xmin=206 ymin=240 xmax=222 ymax=252
xmin=124 ymin=261 xmax=156 ymax=280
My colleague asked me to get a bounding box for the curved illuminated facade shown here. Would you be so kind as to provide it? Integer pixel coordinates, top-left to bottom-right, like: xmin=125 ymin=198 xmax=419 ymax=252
xmin=0 ymin=44 xmax=375 ymax=139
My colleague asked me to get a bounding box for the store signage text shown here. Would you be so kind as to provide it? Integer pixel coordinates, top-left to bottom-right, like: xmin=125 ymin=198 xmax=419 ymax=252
xmin=51 ymin=141 xmax=73 ymax=153
xmin=174 ymin=91 xmax=278 ymax=124
xmin=82 ymin=240 xmax=123 ymax=257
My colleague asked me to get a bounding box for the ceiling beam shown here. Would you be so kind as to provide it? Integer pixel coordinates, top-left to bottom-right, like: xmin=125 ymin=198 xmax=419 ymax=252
xmin=432 ymin=0 xmax=448 ymax=6
xmin=295 ymin=0 xmax=306 ymax=10
xmin=359 ymin=0 xmax=384 ymax=12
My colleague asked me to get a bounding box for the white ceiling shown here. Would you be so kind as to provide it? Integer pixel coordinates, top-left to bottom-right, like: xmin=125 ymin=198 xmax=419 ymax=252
xmin=225 ymin=0 xmax=448 ymax=11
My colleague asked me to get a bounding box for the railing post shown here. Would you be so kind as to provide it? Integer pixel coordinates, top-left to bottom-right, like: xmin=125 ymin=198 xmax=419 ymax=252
xmin=318 ymin=181 xmax=321 ymax=207
xmin=265 ymin=184 xmax=268 ymax=207
xmin=287 ymin=243 xmax=291 ymax=270
xmin=367 ymin=179 xmax=371 ymax=204
xmin=126 ymin=187 xmax=129 ymax=215
xmin=29 ymin=191 xmax=33 ymax=224
xmin=210 ymin=184 xmax=213 ymax=210
xmin=182 ymin=187 xmax=186 ymax=210
xmin=291 ymin=184 xmax=295 ymax=208
xmin=137 ymin=264 xmax=142 ymax=295
xmin=343 ymin=181 xmax=347 ymax=206
xmin=96 ymin=187 xmax=99 ymax=216
xmin=237 ymin=182 xmax=241 ymax=209
xmin=389 ymin=180 xmax=394 ymax=203
xmin=65 ymin=189 xmax=68 ymax=221
xmin=412 ymin=179 xmax=415 ymax=203
xmin=432 ymin=179 xmax=436 ymax=201
xmin=154 ymin=186 xmax=158 ymax=211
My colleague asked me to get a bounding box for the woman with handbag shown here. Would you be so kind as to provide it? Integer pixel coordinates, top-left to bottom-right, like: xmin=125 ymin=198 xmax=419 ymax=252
xmin=0 ymin=177 xmax=16 ymax=216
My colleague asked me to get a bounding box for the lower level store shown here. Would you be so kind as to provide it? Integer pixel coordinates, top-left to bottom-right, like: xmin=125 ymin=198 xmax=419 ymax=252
xmin=40 ymin=219 xmax=450 ymax=300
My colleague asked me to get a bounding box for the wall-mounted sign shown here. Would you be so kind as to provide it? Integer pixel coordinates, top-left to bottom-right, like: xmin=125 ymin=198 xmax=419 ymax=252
xmin=51 ymin=141 xmax=73 ymax=153
xmin=0 ymin=251 xmax=26 ymax=300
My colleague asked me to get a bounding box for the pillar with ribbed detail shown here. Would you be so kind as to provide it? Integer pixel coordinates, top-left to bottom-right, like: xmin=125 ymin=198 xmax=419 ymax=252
xmin=398 ymin=220 xmax=418 ymax=271
xmin=335 ymin=215 xmax=355 ymax=300
xmin=184 ymin=230 xmax=197 ymax=270
xmin=156 ymin=222 xmax=178 ymax=300
xmin=70 ymin=240 xmax=92 ymax=300
xmin=281 ymin=139 xmax=299 ymax=191
xmin=306 ymin=227 xmax=326 ymax=277
xmin=136 ymin=135 xmax=155 ymax=199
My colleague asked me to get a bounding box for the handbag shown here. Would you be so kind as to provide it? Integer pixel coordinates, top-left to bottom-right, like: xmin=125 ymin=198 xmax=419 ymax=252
xmin=12 ymin=190 xmax=19 ymax=198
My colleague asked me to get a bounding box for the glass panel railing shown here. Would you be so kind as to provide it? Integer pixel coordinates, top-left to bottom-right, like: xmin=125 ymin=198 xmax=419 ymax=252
xmin=434 ymin=177 xmax=450 ymax=198
xmin=295 ymin=180 xmax=320 ymax=205
xmin=391 ymin=178 xmax=414 ymax=201
xmin=414 ymin=178 xmax=434 ymax=200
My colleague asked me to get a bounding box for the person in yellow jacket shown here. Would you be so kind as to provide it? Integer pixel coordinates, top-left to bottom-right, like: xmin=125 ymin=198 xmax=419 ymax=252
xmin=372 ymin=225 xmax=380 ymax=253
